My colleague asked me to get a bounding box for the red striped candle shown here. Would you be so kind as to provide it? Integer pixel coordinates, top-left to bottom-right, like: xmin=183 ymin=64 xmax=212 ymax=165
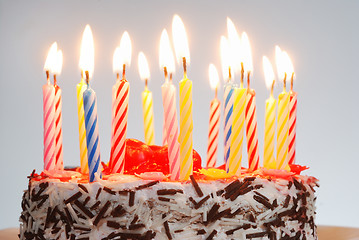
xmin=288 ymin=82 xmax=297 ymax=165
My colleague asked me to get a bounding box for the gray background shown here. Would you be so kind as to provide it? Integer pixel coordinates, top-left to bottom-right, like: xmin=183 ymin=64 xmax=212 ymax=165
xmin=1 ymin=0 xmax=358 ymax=228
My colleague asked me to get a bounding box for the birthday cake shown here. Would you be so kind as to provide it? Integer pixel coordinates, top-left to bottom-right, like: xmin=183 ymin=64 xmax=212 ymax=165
xmin=20 ymin=140 xmax=318 ymax=240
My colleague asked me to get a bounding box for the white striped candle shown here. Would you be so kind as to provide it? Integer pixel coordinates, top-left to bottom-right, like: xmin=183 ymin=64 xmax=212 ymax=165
xmin=54 ymin=83 xmax=64 ymax=171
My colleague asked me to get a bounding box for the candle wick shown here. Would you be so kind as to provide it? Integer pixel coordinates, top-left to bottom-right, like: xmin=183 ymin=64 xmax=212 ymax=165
xmin=46 ymin=70 xmax=50 ymax=83
xmin=169 ymin=73 xmax=173 ymax=83
xmin=247 ymin=71 xmax=251 ymax=89
xmin=240 ymin=62 xmax=244 ymax=87
xmin=164 ymin=67 xmax=168 ymax=82
xmin=215 ymin=87 xmax=218 ymax=99
xmin=53 ymin=74 xmax=57 ymax=86
xmin=182 ymin=57 xmax=187 ymax=77
xmin=145 ymin=79 xmax=148 ymax=90
xmin=116 ymin=73 xmax=120 ymax=81
xmin=122 ymin=64 xmax=126 ymax=80
xmin=283 ymin=73 xmax=287 ymax=92
xmin=290 ymin=72 xmax=294 ymax=92
xmin=85 ymin=71 xmax=90 ymax=85
xmin=271 ymin=80 xmax=275 ymax=97
xmin=228 ymin=67 xmax=232 ymax=82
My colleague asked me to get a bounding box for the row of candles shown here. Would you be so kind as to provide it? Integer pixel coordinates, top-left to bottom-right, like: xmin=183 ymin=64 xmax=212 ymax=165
xmin=41 ymin=15 xmax=297 ymax=182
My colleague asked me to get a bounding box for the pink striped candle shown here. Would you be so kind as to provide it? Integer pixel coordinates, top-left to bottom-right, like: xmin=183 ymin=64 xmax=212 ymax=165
xmin=288 ymin=76 xmax=297 ymax=165
xmin=42 ymin=74 xmax=56 ymax=171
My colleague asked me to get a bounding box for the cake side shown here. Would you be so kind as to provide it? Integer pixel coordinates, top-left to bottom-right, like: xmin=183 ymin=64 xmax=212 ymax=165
xmin=20 ymin=172 xmax=318 ymax=240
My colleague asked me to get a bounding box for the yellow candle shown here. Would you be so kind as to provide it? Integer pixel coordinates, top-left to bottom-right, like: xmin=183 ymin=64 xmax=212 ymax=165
xmin=138 ymin=52 xmax=155 ymax=145
xmin=228 ymin=86 xmax=246 ymax=176
xmin=263 ymin=56 xmax=276 ymax=169
xmin=76 ymin=76 xmax=88 ymax=173
xmin=142 ymin=89 xmax=155 ymax=145
xmin=179 ymin=73 xmax=193 ymax=180
xmin=276 ymin=88 xmax=290 ymax=170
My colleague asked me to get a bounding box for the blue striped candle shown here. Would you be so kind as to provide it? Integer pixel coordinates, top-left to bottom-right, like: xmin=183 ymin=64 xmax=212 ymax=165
xmin=223 ymin=82 xmax=235 ymax=168
xmin=83 ymin=84 xmax=102 ymax=182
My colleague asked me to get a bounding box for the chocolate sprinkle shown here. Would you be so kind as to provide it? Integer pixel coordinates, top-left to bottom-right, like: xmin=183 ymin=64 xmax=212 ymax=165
xmin=226 ymin=224 xmax=251 ymax=235
xmin=78 ymin=184 xmax=88 ymax=193
xmin=74 ymin=200 xmax=94 ymax=218
xmin=129 ymin=191 xmax=135 ymax=206
xmin=136 ymin=180 xmax=159 ymax=190
xmin=283 ymin=195 xmax=291 ymax=208
xmin=188 ymin=197 xmax=197 ymax=205
xmin=246 ymin=231 xmax=267 ymax=239
xmin=112 ymin=205 xmax=126 ymax=217
xmin=103 ymin=187 xmax=116 ymax=195
xmin=90 ymin=201 xmax=101 ymax=210
xmin=129 ymin=223 xmax=145 ymax=230
xmin=107 ymin=221 xmax=121 ymax=229
xmin=254 ymin=191 xmax=269 ymax=201
xmin=83 ymin=196 xmax=90 ymax=206
xmin=158 ymin=197 xmax=171 ymax=202
xmin=95 ymin=188 xmax=102 ymax=199
xmin=157 ymin=189 xmax=184 ymax=195
xmin=293 ymin=177 xmax=302 ymax=190
xmin=164 ymin=220 xmax=172 ymax=239
xmin=253 ymin=195 xmax=273 ymax=209
xmin=194 ymin=195 xmax=210 ymax=209
xmin=64 ymin=191 xmax=82 ymax=204
xmin=197 ymin=229 xmax=206 ymax=235
xmin=93 ymin=201 xmax=111 ymax=226
xmin=205 ymin=230 xmax=217 ymax=240
xmin=190 ymin=175 xmax=203 ymax=197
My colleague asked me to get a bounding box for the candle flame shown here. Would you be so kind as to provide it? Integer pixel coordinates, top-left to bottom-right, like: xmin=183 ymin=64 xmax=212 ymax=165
xmin=138 ymin=52 xmax=150 ymax=81
xmin=118 ymin=31 xmax=132 ymax=67
xmin=44 ymin=42 xmax=58 ymax=72
xmin=53 ymin=50 xmax=63 ymax=75
xmin=220 ymin=36 xmax=231 ymax=81
xmin=209 ymin=63 xmax=220 ymax=90
xmin=79 ymin=25 xmax=94 ymax=78
xmin=241 ymin=32 xmax=253 ymax=74
xmin=263 ymin=56 xmax=275 ymax=89
xmin=282 ymin=51 xmax=294 ymax=77
xmin=227 ymin=18 xmax=241 ymax=74
xmin=275 ymin=45 xmax=285 ymax=80
xmin=159 ymin=29 xmax=176 ymax=74
xmin=172 ymin=15 xmax=190 ymax=64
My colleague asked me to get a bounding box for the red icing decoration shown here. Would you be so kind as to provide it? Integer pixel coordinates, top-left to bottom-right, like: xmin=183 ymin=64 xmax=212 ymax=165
xmin=289 ymin=164 xmax=309 ymax=175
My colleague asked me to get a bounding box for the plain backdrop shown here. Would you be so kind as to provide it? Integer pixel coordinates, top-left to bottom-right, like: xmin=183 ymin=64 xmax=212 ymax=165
xmin=0 ymin=0 xmax=358 ymax=229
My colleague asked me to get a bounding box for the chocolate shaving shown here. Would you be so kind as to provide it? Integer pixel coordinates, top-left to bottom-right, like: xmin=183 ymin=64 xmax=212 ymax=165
xmin=197 ymin=229 xmax=206 ymax=235
xmin=90 ymin=201 xmax=101 ymax=210
xmin=164 ymin=221 xmax=172 ymax=239
xmin=112 ymin=205 xmax=126 ymax=217
xmin=211 ymin=208 xmax=231 ymax=222
xmin=157 ymin=189 xmax=183 ymax=195
xmin=216 ymin=189 xmax=224 ymax=196
xmin=254 ymin=191 xmax=269 ymax=201
xmin=206 ymin=230 xmax=217 ymax=240
xmin=190 ymin=175 xmax=203 ymax=197
xmin=188 ymin=197 xmax=197 ymax=205
xmin=278 ymin=208 xmax=296 ymax=218
xmin=194 ymin=195 xmax=210 ymax=209
xmin=288 ymin=180 xmax=293 ymax=189
xmin=83 ymin=196 xmax=90 ymax=206
xmin=93 ymin=201 xmax=111 ymax=226
xmin=95 ymin=188 xmax=102 ymax=199
xmin=158 ymin=197 xmax=171 ymax=202
xmin=107 ymin=221 xmax=121 ymax=229
xmin=143 ymin=231 xmax=156 ymax=240
xmin=174 ymin=230 xmax=183 ymax=233
xmin=74 ymin=226 xmax=91 ymax=231
xmin=64 ymin=207 xmax=73 ymax=224
xmin=272 ymin=199 xmax=278 ymax=208
xmin=244 ymin=176 xmax=256 ymax=182
xmin=64 ymin=192 xmax=82 ymax=204
xmin=131 ymin=215 xmax=139 ymax=224
xmin=283 ymin=195 xmax=291 ymax=208
xmin=230 ymin=184 xmax=254 ymax=201
xmin=269 ymin=231 xmax=276 ymax=240
xmin=246 ymin=231 xmax=267 ymax=239
xmin=253 ymin=195 xmax=273 ymax=209
xmin=254 ymin=184 xmax=263 ymax=189
xmin=129 ymin=191 xmax=135 ymax=207
xmin=118 ymin=190 xmax=130 ymax=195
xmin=103 ymin=187 xmax=116 ymax=195
xmin=292 ymin=178 xmax=302 ymax=190
xmin=226 ymin=224 xmax=251 ymax=235
xmin=74 ymin=200 xmax=94 ymax=218
xmin=248 ymin=213 xmax=255 ymax=223
xmin=136 ymin=180 xmax=159 ymax=190
xmin=206 ymin=203 xmax=220 ymax=223
xmin=129 ymin=223 xmax=145 ymax=230
xmin=45 ymin=207 xmax=52 ymax=228
xmin=78 ymin=184 xmax=88 ymax=193
xmin=224 ymin=180 xmax=241 ymax=199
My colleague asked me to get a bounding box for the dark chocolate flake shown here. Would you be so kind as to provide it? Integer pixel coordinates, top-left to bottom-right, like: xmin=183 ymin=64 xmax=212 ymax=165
xmin=206 ymin=230 xmax=217 ymax=240
xmin=129 ymin=223 xmax=145 ymax=230
xmin=246 ymin=231 xmax=267 ymax=239
xmin=254 ymin=191 xmax=269 ymax=201
xmin=158 ymin=197 xmax=171 ymax=202
xmin=157 ymin=189 xmax=184 ymax=195
xmin=90 ymin=201 xmax=101 ymax=210
xmin=190 ymin=175 xmax=203 ymax=197
xmin=103 ymin=187 xmax=116 ymax=195
xmin=107 ymin=221 xmax=121 ymax=229
xmin=194 ymin=195 xmax=210 ymax=209
xmin=164 ymin=221 xmax=172 ymax=239
xmin=64 ymin=191 xmax=82 ymax=204
xmin=292 ymin=177 xmax=302 ymax=190
xmin=197 ymin=229 xmax=206 ymax=235
xmin=136 ymin=180 xmax=159 ymax=190
xmin=95 ymin=188 xmax=102 ymax=199
xmin=253 ymin=195 xmax=273 ymax=209
xmin=112 ymin=205 xmax=126 ymax=217
xmin=129 ymin=191 xmax=135 ymax=207
xmin=226 ymin=224 xmax=251 ymax=235
xmin=283 ymin=195 xmax=291 ymax=208
xmin=74 ymin=200 xmax=94 ymax=218
xmin=78 ymin=184 xmax=88 ymax=193
xmin=93 ymin=201 xmax=111 ymax=226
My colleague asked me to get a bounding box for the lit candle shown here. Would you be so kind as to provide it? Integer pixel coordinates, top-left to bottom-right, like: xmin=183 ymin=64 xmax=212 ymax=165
xmin=283 ymin=52 xmax=296 ymax=165
xmin=206 ymin=64 xmax=220 ymax=169
xmin=138 ymin=52 xmax=155 ymax=145
xmin=160 ymin=29 xmax=180 ymax=180
xmin=53 ymin=49 xmax=64 ymax=171
xmin=275 ymin=46 xmax=290 ymax=170
xmin=220 ymin=35 xmax=234 ymax=169
xmin=110 ymin=32 xmax=131 ymax=174
xmin=42 ymin=42 xmax=57 ymax=171
xmin=173 ymin=15 xmax=193 ymax=180
xmin=263 ymin=56 xmax=276 ymax=169
xmin=226 ymin=19 xmax=247 ymax=175
xmin=80 ymin=25 xmax=102 ymax=182
xmin=242 ymin=32 xmax=260 ymax=172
